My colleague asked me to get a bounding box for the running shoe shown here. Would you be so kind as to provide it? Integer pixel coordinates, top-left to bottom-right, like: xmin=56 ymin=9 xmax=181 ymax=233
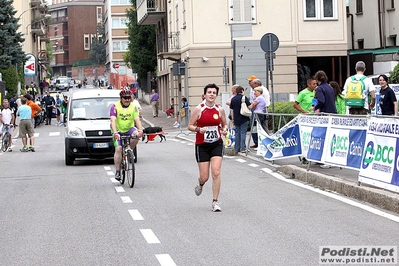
xmin=20 ymin=147 xmax=29 ymax=152
xmin=320 ymin=164 xmax=331 ymax=169
xmin=173 ymin=121 xmax=178 ymax=126
xmin=115 ymin=171 xmax=121 ymax=181
xmin=195 ymin=184 xmax=203 ymax=196
xmin=29 ymin=146 xmax=35 ymax=152
xmin=7 ymin=147 xmax=12 ymax=152
xmin=212 ymin=201 xmax=221 ymax=212
xmin=174 ymin=123 xmax=180 ymax=128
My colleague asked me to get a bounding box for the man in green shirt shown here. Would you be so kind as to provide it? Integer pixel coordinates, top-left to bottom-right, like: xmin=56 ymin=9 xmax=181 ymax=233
xmin=293 ymin=77 xmax=317 ymax=113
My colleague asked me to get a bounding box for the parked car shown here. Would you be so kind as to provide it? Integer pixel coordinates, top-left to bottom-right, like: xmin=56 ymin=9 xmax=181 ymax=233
xmin=64 ymin=89 xmax=120 ymax=165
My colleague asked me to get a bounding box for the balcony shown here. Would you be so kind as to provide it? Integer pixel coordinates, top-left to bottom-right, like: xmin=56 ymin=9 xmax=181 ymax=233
xmin=137 ymin=0 xmax=166 ymax=25
xmin=157 ymin=32 xmax=181 ymax=61
xmin=31 ymin=21 xmax=47 ymax=36
xmin=50 ymin=16 xmax=68 ymax=24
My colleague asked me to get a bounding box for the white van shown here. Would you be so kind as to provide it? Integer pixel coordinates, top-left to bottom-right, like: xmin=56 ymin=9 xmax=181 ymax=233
xmin=64 ymin=89 xmax=120 ymax=165
xmin=56 ymin=76 xmax=71 ymax=91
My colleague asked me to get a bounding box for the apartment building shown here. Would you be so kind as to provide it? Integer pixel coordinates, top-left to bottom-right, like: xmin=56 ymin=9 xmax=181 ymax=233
xmin=347 ymin=0 xmax=399 ymax=75
xmin=103 ymin=0 xmax=136 ymax=89
xmin=137 ymin=0 xmax=348 ymax=110
xmin=48 ymin=0 xmax=103 ymax=77
xmin=14 ymin=0 xmax=50 ymax=84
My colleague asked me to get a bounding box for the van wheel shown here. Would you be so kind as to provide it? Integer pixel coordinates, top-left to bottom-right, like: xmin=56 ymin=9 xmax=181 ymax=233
xmin=65 ymin=150 xmax=74 ymax=165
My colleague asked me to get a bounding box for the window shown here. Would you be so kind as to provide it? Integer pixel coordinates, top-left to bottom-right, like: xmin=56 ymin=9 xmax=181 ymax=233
xmin=113 ymin=40 xmax=129 ymax=51
xmin=356 ymin=0 xmax=363 ymax=13
xmin=357 ymin=38 xmax=364 ymax=49
xmin=112 ymin=18 xmax=128 ymax=28
xmin=111 ymin=0 xmax=128 ymax=5
xmin=91 ymin=34 xmax=96 ymax=46
xmin=228 ymin=0 xmax=256 ymax=24
xmin=97 ymin=7 xmax=103 ymax=22
xmin=304 ymin=0 xmax=337 ymax=20
xmin=84 ymin=34 xmax=90 ymax=50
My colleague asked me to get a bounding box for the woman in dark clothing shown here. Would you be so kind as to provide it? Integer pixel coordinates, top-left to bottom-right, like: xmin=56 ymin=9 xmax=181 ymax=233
xmin=378 ymin=74 xmax=398 ymax=116
xmin=313 ymin=70 xmax=337 ymax=114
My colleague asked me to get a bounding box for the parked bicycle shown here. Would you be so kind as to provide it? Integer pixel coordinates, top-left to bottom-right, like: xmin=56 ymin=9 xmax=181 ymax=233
xmin=1 ymin=124 xmax=12 ymax=152
xmin=118 ymin=135 xmax=138 ymax=188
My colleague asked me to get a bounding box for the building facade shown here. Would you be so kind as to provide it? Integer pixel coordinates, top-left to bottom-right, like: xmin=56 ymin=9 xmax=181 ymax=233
xmin=103 ymin=0 xmax=136 ymax=89
xmin=347 ymin=0 xmax=399 ymax=75
xmin=14 ymin=0 xmax=50 ymax=84
xmin=48 ymin=0 xmax=103 ymax=77
xmin=137 ymin=0 xmax=349 ymax=111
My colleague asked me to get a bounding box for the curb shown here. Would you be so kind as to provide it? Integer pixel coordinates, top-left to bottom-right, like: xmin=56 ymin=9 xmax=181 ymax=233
xmin=277 ymin=165 xmax=399 ymax=214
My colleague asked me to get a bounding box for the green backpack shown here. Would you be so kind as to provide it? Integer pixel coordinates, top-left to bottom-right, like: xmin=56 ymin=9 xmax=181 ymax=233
xmin=345 ymin=75 xmax=366 ymax=107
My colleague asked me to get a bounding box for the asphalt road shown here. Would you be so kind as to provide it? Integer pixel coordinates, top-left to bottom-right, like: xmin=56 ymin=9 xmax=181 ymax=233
xmin=1 ymin=115 xmax=399 ymax=266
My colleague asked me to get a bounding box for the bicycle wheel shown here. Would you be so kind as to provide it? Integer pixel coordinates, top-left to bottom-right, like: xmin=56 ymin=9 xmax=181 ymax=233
xmin=119 ymin=160 xmax=125 ymax=184
xmin=126 ymin=149 xmax=135 ymax=188
xmin=1 ymin=132 xmax=10 ymax=152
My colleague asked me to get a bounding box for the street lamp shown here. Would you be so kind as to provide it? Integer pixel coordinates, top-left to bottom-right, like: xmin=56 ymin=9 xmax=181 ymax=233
xmin=18 ymin=3 xmax=47 ymax=19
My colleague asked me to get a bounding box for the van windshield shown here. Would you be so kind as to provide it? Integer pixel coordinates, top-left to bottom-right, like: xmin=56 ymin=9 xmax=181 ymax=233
xmin=70 ymin=97 xmax=118 ymax=120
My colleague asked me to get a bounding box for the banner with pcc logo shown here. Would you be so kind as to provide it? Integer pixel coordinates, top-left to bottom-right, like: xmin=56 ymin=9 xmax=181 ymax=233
xmin=359 ymin=116 xmax=399 ymax=193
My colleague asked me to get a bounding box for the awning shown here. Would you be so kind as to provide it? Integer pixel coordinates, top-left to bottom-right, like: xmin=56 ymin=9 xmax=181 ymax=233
xmin=349 ymin=47 xmax=399 ymax=55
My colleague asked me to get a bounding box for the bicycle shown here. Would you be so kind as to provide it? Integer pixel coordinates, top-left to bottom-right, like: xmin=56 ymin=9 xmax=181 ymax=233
xmin=1 ymin=124 xmax=12 ymax=152
xmin=119 ymin=135 xmax=137 ymax=188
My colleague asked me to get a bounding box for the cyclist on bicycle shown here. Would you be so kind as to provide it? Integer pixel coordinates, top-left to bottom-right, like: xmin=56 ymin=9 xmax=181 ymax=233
xmin=0 ymin=99 xmax=16 ymax=152
xmin=110 ymin=89 xmax=143 ymax=181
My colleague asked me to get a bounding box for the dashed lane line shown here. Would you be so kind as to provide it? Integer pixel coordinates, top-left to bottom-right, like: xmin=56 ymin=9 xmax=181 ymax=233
xmin=128 ymin=209 xmax=144 ymax=220
xmin=121 ymin=196 xmax=132 ymax=203
xmin=155 ymin=254 xmax=177 ymax=266
xmin=140 ymin=229 xmax=160 ymax=244
xmin=114 ymin=186 xmax=125 ymax=193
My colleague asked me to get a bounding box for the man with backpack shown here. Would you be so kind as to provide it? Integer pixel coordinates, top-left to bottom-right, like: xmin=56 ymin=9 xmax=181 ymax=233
xmin=342 ymin=61 xmax=376 ymax=115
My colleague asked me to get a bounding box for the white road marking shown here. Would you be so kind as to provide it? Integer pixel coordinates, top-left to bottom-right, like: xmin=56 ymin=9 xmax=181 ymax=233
xmin=121 ymin=196 xmax=132 ymax=203
xmin=104 ymin=166 xmax=111 ymax=170
xmin=34 ymin=133 xmax=39 ymax=137
xmin=179 ymin=141 xmax=187 ymax=144
xmin=140 ymin=229 xmax=160 ymax=244
xmin=155 ymin=254 xmax=177 ymax=266
xmin=110 ymin=178 xmax=119 ymax=183
xmin=49 ymin=132 xmax=60 ymax=136
xmin=106 ymin=171 xmax=114 ymax=176
xmin=115 ymin=186 xmax=125 ymax=193
xmin=129 ymin=209 xmax=144 ymax=220
xmin=248 ymin=163 xmax=259 ymax=167
xmin=236 ymin=159 xmax=246 ymax=163
xmin=264 ymin=170 xmax=399 ymax=223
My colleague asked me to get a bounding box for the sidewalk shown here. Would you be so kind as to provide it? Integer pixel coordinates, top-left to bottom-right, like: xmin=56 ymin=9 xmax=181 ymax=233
xmin=140 ymin=102 xmax=399 ymax=214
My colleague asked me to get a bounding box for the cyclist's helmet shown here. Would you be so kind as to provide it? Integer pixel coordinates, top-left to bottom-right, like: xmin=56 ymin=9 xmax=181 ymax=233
xmin=120 ymin=88 xmax=132 ymax=98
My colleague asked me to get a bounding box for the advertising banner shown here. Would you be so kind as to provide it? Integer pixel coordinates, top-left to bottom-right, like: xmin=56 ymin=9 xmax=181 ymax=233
xmin=261 ymin=117 xmax=301 ymax=160
xmin=358 ymin=117 xmax=399 ymax=193
xmin=297 ymin=115 xmax=330 ymax=163
xmin=324 ymin=116 xmax=368 ymax=170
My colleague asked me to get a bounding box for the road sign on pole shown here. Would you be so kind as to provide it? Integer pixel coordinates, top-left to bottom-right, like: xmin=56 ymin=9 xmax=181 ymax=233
xmin=24 ymin=54 xmax=36 ymax=77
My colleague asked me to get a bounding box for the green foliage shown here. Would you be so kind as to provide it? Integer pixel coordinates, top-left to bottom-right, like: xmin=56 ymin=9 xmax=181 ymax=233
xmin=389 ymin=63 xmax=399 ymax=84
xmin=0 ymin=0 xmax=26 ymax=67
xmin=46 ymin=42 xmax=55 ymax=62
xmin=125 ymin=0 xmax=157 ymax=82
xmin=73 ymin=60 xmax=93 ymax=67
xmin=0 ymin=65 xmax=19 ymax=97
xmin=266 ymin=102 xmax=298 ymax=132
xmin=89 ymin=21 xmax=106 ymax=65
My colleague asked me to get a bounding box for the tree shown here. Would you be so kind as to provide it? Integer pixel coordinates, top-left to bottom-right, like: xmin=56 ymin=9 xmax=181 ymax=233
xmin=89 ymin=20 xmax=106 ymax=65
xmin=0 ymin=0 xmax=25 ymax=67
xmin=125 ymin=0 xmax=157 ymax=83
xmin=389 ymin=63 xmax=399 ymax=84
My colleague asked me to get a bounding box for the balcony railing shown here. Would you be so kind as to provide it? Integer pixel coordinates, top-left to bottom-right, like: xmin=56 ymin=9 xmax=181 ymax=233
xmin=31 ymin=21 xmax=47 ymax=36
xmin=168 ymin=32 xmax=180 ymax=51
xmin=137 ymin=0 xmax=166 ymax=25
xmin=50 ymin=16 xmax=68 ymax=24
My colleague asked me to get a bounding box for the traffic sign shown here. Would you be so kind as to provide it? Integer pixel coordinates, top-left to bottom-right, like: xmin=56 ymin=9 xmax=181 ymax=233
xmin=24 ymin=54 xmax=36 ymax=77
xmin=260 ymin=33 xmax=279 ymax=53
xmin=113 ymin=63 xmax=120 ymax=69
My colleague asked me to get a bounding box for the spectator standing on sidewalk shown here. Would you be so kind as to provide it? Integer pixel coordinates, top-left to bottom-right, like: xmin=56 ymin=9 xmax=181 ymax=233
xmin=24 ymin=94 xmax=41 ymax=151
xmin=293 ymin=77 xmax=317 ymax=113
xmin=55 ymin=94 xmax=62 ymax=126
xmin=313 ymin=70 xmax=337 ymax=114
xmin=329 ymin=81 xmax=346 ymax=115
xmin=150 ymin=89 xmax=160 ymax=117
xmin=230 ymin=86 xmax=251 ymax=155
xmin=61 ymin=95 xmax=68 ymax=123
xmin=342 ymin=61 xmax=376 ymax=115
xmin=377 ymin=74 xmax=397 ymax=116
xmin=173 ymin=97 xmax=188 ymax=128
xmin=188 ymin=83 xmax=228 ymax=212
